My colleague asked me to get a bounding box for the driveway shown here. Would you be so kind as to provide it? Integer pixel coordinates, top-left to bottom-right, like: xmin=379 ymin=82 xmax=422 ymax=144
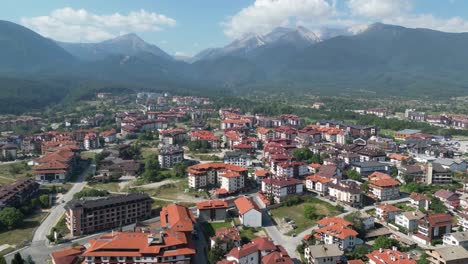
xmin=32 ymin=164 xmax=94 ymax=243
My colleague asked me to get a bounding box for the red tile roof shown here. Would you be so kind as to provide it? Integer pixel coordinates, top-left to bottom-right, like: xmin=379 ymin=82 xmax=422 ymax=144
xmin=425 ymin=213 xmax=453 ymax=226
xmin=315 ymin=223 xmax=358 ymax=240
xmin=234 ymin=196 xmax=260 ymax=215
xmin=197 ymin=200 xmax=229 ymax=210
xmin=366 ymin=249 xmax=415 ymax=264
xmin=50 ymin=246 xmax=85 ymax=264
xmin=190 ymin=130 xmax=219 ymax=141
xmin=347 ymin=260 xmax=365 ymax=264
xmin=228 ymin=242 xmax=259 ymax=259
xmin=261 ymin=250 xmax=294 ymax=264
xmin=369 ymin=178 xmax=401 ymax=188
xmin=306 ymin=175 xmax=332 ymax=184
xmin=317 ymin=217 xmax=353 ymax=228
xmin=376 ymin=203 xmax=402 ymax=212
xmin=82 ymin=231 xmax=195 ymax=258
xmin=410 ymin=192 xmax=431 ymax=201
xmin=160 ymin=204 xmax=195 ymax=232
xmin=212 ymin=227 xmax=241 ymax=243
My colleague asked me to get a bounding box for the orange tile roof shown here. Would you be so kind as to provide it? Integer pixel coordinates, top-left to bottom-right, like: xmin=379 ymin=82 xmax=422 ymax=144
xmin=220 ymin=171 xmax=242 ymax=178
xmin=388 ymin=153 xmax=410 ymax=161
xmin=306 ymin=175 xmax=332 ymax=184
xmin=410 ymin=192 xmax=430 ymax=201
xmin=101 ymin=129 xmax=117 ymax=137
xmin=196 ymin=200 xmax=228 ymax=209
xmin=315 ymin=223 xmax=358 ymax=240
xmin=368 ymin=172 xmax=393 ymax=181
xmin=50 ymin=246 xmax=85 ymax=264
xmin=347 ymin=260 xmax=365 ymax=264
xmin=211 ymin=227 xmax=240 ymax=243
xmin=190 ymin=130 xmax=219 ymax=141
xmin=257 ymin=127 xmax=273 ymax=134
xmin=376 ymin=203 xmax=402 ymax=212
xmin=188 ymin=162 xmax=248 ymax=175
xmin=309 ymin=163 xmax=322 ymax=169
xmin=367 ymin=249 xmax=415 ymax=264
xmin=215 ymin=188 xmax=229 ymax=195
xmin=369 ymin=178 xmax=401 ymax=188
xmin=82 ymin=231 xmax=195 ymax=258
xmin=317 ymin=217 xmax=353 ymax=228
xmin=234 ymin=196 xmax=260 ymax=215
xmin=160 ymin=204 xmax=195 ymax=232
xmin=34 ymin=160 xmax=69 ymax=171
xmin=254 ymin=169 xmax=270 ymax=177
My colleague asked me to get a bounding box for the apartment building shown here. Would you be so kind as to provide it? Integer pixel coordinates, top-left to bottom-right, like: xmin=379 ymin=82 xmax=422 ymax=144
xmin=0 ymin=179 xmax=39 ymax=210
xmin=395 ymin=211 xmax=425 ymax=232
xmin=65 ymin=193 xmax=152 ymax=236
xmin=443 ymin=231 xmax=468 ymax=248
xmin=224 ymin=151 xmax=252 ymax=167
xmin=187 ymin=162 xmax=248 ymax=192
xmin=261 ymin=177 xmax=304 ymax=203
xmin=413 ymin=213 xmax=453 ymax=245
xmin=328 ymin=180 xmax=362 ymax=207
xmin=158 ymin=145 xmax=184 ymax=168
xmin=304 ymin=244 xmax=343 ymax=264
xmin=375 ymin=204 xmax=402 ymax=221
xmin=219 ymin=170 xmax=245 ymax=194
xmin=314 ymin=217 xmax=358 ymax=250
xmin=368 ymin=172 xmax=400 ymax=201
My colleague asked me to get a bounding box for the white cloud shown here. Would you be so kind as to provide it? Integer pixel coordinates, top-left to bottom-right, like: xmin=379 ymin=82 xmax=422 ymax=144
xmin=21 ymin=7 xmax=176 ymax=42
xmin=347 ymin=0 xmax=412 ymax=18
xmin=384 ymin=14 xmax=468 ymax=33
xmin=222 ymin=0 xmax=337 ymax=38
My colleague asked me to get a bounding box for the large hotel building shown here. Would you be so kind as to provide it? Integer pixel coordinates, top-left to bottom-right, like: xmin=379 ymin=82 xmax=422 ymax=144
xmin=65 ymin=193 xmax=152 ymax=236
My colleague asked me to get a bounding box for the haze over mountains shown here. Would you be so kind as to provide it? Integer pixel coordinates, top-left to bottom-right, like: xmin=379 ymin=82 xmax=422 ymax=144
xmin=1 ymin=18 xmax=468 ymax=107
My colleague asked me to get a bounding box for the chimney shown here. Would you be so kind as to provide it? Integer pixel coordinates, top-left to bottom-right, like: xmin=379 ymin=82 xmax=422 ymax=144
xmin=426 ymin=163 xmax=433 ymax=185
xmin=379 ymin=248 xmax=383 ymax=253
xmin=392 ymin=246 xmax=398 ymax=251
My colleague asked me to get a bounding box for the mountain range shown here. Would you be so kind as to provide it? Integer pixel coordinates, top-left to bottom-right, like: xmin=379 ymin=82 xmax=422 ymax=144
xmin=1 ymin=19 xmax=468 ymax=113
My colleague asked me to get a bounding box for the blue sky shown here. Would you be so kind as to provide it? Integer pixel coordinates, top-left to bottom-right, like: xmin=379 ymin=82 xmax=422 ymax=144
xmin=2 ymin=0 xmax=468 ymax=56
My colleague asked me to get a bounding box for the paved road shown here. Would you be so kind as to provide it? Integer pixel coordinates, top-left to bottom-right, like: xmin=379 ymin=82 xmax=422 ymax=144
xmin=32 ymin=164 xmax=95 ymax=243
xmin=193 ymin=223 xmax=208 ymax=264
xmin=254 ymin=193 xmax=411 ymax=262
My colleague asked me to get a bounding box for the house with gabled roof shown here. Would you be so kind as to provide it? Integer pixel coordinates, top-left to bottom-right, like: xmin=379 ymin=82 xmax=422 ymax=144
xmin=409 ymin=192 xmax=431 ymax=210
xmin=375 ymin=203 xmax=402 ymax=221
xmin=197 ymin=200 xmax=229 ymax=222
xmin=368 ymin=172 xmax=400 ymax=201
xmin=314 ymin=216 xmax=359 ymax=250
xmin=234 ymin=196 xmax=262 ymax=227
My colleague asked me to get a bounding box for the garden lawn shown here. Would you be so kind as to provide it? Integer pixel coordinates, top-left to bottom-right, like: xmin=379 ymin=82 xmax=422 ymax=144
xmin=394 ymin=202 xmax=415 ymax=212
xmin=239 ymin=227 xmax=263 ymax=241
xmin=271 ymin=198 xmax=342 ymax=235
xmin=0 ymin=212 xmax=47 ymax=248
xmin=0 ymin=162 xmax=32 ymax=186
xmin=202 ymin=221 xmax=233 ymax=238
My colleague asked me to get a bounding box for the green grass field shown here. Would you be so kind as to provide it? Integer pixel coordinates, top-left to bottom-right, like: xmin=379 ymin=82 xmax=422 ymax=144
xmin=202 ymin=221 xmax=233 ymax=238
xmin=0 ymin=162 xmax=32 ymax=187
xmin=0 ymin=212 xmax=47 ymax=249
xmin=271 ymin=198 xmax=342 ymax=235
